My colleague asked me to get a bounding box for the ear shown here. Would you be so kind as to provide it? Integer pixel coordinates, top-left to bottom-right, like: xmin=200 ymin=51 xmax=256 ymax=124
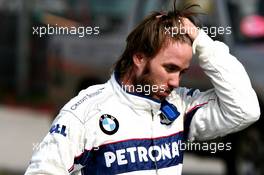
xmin=132 ymin=53 xmax=147 ymax=69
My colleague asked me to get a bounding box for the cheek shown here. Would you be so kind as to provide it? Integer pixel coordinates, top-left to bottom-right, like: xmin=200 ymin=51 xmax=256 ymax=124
xmin=149 ymin=68 xmax=168 ymax=85
xmin=147 ymin=61 xmax=168 ymax=85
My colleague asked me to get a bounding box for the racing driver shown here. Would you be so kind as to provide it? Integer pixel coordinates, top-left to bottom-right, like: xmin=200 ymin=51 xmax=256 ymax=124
xmin=25 ymin=1 xmax=260 ymax=175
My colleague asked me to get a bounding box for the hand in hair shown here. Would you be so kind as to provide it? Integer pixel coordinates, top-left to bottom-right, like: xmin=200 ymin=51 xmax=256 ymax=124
xmin=181 ymin=17 xmax=199 ymax=41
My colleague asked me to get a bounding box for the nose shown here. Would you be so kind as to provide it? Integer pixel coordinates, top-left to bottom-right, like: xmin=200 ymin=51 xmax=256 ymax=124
xmin=168 ymin=74 xmax=180 ymax=88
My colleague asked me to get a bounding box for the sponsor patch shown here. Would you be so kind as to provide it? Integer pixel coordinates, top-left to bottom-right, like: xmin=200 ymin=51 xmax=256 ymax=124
xmin=99 ymin=114 xmax=119 ymax=135
xmin=71 ymin=88 xmax=104 ymax=110
xmin=49 ymin=124 xmax=67 ymax=137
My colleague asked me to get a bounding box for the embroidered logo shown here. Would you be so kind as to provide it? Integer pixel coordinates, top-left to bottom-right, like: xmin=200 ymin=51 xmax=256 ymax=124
xmin=99 ymin=114 xmax=119 ymax=135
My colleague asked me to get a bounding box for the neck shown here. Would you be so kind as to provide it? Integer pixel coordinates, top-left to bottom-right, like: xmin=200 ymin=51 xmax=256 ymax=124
xmin=116 ymin=70 xmax=162 ymax=101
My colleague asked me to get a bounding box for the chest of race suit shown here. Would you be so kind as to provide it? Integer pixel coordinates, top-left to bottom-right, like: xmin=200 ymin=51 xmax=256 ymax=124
xmin=72 ymin=99 xmax=188 ymax=175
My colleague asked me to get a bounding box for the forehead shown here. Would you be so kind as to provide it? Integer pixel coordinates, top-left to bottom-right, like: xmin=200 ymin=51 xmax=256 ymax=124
xmin=152 ymin=41 xmax=193 ymax=67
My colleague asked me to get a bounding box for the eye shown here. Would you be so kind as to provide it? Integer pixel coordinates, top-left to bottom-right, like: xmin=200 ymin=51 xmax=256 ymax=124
xmin=164 ymin=65 xmax=178 ymax=73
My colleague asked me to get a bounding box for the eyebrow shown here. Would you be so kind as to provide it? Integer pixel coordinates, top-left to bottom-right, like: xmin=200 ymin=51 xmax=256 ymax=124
xmin=163 ymin=63 xmax=189 ymax=71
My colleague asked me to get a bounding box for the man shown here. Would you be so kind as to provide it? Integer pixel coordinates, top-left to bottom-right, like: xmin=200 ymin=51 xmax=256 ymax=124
xmin=25 ymin=2 xmax=260 ymax=175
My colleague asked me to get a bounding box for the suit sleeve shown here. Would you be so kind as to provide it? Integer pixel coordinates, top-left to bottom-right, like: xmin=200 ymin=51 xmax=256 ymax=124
xmin=184 ymin=30 xmax=260 ymax=141
xmin=25 ymin=110 xmax=86 ymax=174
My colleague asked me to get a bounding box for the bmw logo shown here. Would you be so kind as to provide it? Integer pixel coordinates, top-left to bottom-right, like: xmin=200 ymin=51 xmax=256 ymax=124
xmin=99 ymin=114 xmax=119 ymax=135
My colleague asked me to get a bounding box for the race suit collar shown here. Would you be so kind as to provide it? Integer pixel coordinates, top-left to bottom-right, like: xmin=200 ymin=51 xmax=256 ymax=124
xmin=109 ymin=72 xmax=161 ymax=112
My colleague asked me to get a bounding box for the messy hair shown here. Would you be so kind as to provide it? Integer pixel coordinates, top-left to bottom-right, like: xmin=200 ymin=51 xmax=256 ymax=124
xmin=114 ymin=0 xmax=201 ymax=78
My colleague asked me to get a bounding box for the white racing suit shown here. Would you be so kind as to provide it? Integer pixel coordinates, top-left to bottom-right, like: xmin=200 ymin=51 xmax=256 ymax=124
xmin=25 ymin=30 xmax=260 ymax=175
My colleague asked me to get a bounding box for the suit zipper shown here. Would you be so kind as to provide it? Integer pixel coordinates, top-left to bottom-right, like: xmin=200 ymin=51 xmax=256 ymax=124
xmin=151 ymin=109 xmax=159 ymax=175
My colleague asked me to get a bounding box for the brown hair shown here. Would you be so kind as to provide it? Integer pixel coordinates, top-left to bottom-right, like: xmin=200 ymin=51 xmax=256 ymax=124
xmin=114 ymin=0 xmax=201 ymax=78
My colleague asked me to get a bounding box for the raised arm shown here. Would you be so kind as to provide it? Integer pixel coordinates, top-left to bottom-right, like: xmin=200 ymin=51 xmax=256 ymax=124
xmin=181 ymin=18 xmax=260 ymax=141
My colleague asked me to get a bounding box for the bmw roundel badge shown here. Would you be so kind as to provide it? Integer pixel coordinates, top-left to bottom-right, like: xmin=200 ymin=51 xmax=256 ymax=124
xmin=99 ymin=114 xmax=119 ymax=135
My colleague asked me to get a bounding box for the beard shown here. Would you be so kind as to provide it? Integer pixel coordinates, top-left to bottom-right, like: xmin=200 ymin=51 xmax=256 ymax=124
xmin=134 ymin=62 xmax=173 ymax=100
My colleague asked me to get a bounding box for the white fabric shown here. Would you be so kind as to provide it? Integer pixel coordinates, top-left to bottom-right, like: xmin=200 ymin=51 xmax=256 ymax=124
xmin=25 ymin=30 xmax=260 ymax=175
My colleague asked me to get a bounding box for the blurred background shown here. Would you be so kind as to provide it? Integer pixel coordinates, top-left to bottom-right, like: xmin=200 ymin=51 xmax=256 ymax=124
xmin=0 ymin=0 xmax=264 ymax=174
